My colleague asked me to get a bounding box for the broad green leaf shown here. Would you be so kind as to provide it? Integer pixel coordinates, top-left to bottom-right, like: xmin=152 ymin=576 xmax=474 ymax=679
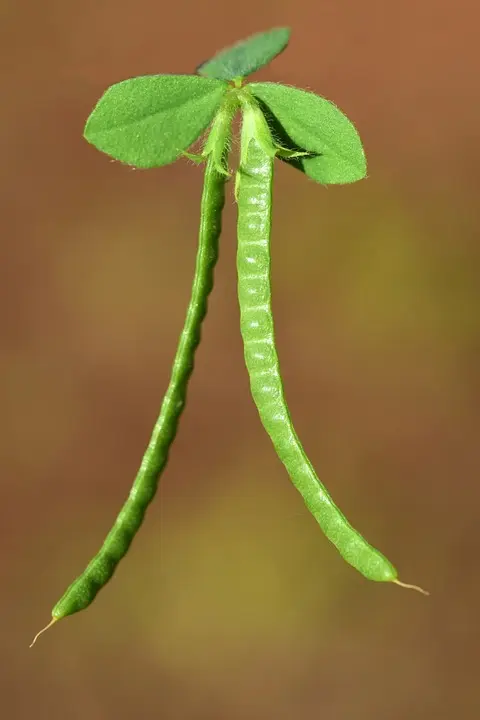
xmin=197 ymin=27 xmax=290 ymax=81
xmin=249 ymin=82 xmax=367 ymax=184
xmin=84 ymin=75 xmax=229 ymax=168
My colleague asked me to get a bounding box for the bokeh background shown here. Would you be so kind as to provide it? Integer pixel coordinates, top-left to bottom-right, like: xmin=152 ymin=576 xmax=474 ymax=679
xmin=3 ymin=1 xmax=480 ymax=718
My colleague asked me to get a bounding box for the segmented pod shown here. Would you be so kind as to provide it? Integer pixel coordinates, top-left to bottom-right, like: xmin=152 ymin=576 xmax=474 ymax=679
xmin=30 ymin=153 xmax=228 ymax=645
xmin=235 ymin=127 xmax=423 ymax=587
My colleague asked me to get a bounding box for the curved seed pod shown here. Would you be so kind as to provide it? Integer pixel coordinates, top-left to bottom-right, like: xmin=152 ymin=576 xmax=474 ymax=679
xmin=235 ymin=113 xmax=426 ymax=592
xmin=30 ymin=151 xmax=228 ymax=646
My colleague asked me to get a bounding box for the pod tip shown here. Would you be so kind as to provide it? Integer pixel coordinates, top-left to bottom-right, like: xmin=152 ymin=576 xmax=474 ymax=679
xmin=393 ymin=579 xmax=429 ymax=596
xmin=29 ymin=617 xmax=57 ymax=648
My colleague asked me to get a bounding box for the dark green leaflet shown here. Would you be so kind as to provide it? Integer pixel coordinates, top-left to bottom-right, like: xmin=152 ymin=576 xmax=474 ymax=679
xmin=30 ymin=155 xmax=227 ymax=645
xmin=235 ymin=134 xmax=399 ymax=583
xmin=196 ymin=27 xmax=290 ymax=81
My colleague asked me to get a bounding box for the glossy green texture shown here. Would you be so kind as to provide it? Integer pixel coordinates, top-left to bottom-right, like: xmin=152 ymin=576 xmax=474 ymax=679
xmin=197 ymin=27 xmax=290 ymax=81
xmin=84 ymin=74 xmax=228 ymax=168
xmin=235 ymin=124 xmax=396 ymax=582
xmin=250 ymin=82 xmax=367 ymax=184
xmin=52 ymin=153 xmax=227 ymax=621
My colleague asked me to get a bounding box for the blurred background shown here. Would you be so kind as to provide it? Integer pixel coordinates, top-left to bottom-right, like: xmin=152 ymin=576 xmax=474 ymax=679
xmin=2 ymin=1 xmax=479 ymax=718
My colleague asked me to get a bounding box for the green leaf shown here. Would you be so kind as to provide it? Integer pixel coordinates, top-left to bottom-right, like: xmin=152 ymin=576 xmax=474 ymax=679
xmin=249 ymin=82 xmax=367 ymax=184
xmin=84 ymin=75 xmax=229 ymax=168
xmin=197 ymin=27 xmax=290 ymax=81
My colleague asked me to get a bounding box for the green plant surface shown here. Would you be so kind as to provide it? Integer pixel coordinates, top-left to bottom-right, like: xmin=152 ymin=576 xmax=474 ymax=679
xmin=84 ymin=75 xmax=228 ymax=168
xmin=250 ymin=82 xmax=367 ymax=183
xmin=30 ymin=123 xmax=230 ymax=647
xmin=235 ymin=100 xmax=395 ymax=581
xmin=31 ymin=26 xmax=427 ymax=647
xmin=196 ymin=27 xmax=290 ymax=81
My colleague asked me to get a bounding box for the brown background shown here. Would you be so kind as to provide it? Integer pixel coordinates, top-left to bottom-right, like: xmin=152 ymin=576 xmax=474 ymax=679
xmin=2 ymin=1 xmax=479 ymax=718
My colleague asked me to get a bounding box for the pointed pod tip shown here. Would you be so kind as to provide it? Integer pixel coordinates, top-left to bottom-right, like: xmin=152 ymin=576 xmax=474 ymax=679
xmin=392 ymin=579 xmax=430 ymax=596
xmin=29 ymin=617 xmax=58 ymax=648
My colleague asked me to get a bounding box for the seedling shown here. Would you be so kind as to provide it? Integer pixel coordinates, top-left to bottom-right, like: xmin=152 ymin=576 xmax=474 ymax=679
xmin=31 ymin=28 xmax=427 ymax=647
